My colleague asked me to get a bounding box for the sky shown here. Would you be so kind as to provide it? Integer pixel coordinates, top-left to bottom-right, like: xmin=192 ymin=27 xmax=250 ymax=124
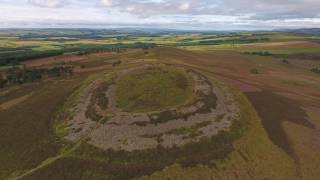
xmin=1 ymin=0 xmax=320 ymax=30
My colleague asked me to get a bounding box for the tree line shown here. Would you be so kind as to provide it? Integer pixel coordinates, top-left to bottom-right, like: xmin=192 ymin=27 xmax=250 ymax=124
xmin=243 ymin=51 xmax=272 ymax=56
xmin=177 ymin=38 xmax=270 ymax=46
xmin=0 ymin=42 xmax=155 ymax=66
xmin=0 ymin=65 xmax=73 ymax=88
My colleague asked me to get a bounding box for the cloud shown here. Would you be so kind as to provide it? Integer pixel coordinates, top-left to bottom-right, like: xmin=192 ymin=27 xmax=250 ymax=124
xmin=179 ymin=2 xmax=190 ymax=11
xmin=1 ymin=0 xmax=320 ymax=29
xmin=100 ymin=0 xmax=112 ymax=7
xmin=96 ymin=0 xmax=320 ymax=21
xmin=28 ymin=0 xmax=65 ymax=8
xmin=215 ymin=0 xmax=320 ymax=20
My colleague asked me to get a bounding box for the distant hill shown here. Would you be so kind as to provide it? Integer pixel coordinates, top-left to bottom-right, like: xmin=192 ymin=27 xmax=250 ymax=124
xmin=0 ymin=28 xmax=229 ymax=39
xmin=286 ymin=28 xmax=320 ymax=36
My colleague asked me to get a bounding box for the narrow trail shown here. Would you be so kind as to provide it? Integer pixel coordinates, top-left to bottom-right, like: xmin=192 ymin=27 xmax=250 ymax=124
xmin=10 ymin=120 xmax=103 ymax=180
xmin=11 ymin=141 xmax=82 ymax=180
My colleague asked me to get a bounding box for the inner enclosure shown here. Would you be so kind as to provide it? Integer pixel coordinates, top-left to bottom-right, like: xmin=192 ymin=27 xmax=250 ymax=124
xmin=116 ymin=67 xmax=195 ymax=113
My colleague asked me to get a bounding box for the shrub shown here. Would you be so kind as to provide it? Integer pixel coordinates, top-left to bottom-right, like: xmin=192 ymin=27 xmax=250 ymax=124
xmin=250 ymin=68 xmax=260 ymax=74
xmin=0 ymin=77 xmax=6 ymax=88
xmin=311 ymin=67 xmax=320 ymax=74
xmin=112 ymin=60 xmax=122 ymax=67
xmin=248 ymin=51 xmax=272 ymax=56
xmin=282 ymin=59 xmax=289 ymax=64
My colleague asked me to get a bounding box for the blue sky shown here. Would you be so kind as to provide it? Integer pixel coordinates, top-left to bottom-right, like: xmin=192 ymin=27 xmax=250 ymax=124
xmin=1 ymin=0 xmax=320 ymax=30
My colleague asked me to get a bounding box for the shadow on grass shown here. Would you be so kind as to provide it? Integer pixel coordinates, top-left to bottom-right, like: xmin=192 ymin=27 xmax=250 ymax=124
xmin=246 ymin=91 xmax=314 ymax=158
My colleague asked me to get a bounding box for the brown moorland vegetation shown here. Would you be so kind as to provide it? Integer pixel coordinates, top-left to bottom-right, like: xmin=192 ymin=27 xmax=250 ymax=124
xmin=0 ymin=75 xmax=86 ymax=179
xmin=1 ymin=33 xmax=320 ymax=179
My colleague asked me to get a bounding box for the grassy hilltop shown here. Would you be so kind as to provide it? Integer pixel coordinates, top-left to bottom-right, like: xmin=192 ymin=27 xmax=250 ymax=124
xmin=0 ymin=29 xmax=320 ymax=179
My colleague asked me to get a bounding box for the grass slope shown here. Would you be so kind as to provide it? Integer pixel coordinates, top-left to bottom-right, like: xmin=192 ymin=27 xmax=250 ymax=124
xmin=117 ymin=67 xmax=194 ymax=112
xmin=0 ymin=76 xmax=85 ymax=179
xmin=139 ymin=90 xmax=298 ymax=180
xmin=18 ymin=76 xmax=298 ymax=180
